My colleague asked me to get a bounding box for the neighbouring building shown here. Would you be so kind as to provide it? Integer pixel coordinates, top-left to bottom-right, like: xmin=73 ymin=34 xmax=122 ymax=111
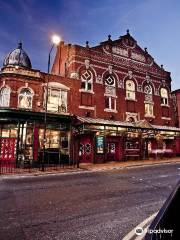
xmin=0 ymin=30 xmax=180 ymax=169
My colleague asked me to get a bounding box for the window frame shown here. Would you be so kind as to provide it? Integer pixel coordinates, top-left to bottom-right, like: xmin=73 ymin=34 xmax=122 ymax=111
xmin=0 ymin=86 xmax=11 ymax=107
xmin=126 ymin=80 xmax=136 ymax=100
xmin=18 ymin=88 xmax=33 ymax=109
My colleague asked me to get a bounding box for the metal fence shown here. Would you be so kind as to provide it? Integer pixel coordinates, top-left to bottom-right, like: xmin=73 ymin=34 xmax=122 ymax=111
xmin=0 ymin=152 xmax=77 ymax=174
xmin=145 ymin=180 xmax=180 ymax=240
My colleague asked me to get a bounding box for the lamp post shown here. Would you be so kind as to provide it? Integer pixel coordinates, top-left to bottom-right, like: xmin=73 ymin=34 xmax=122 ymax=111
xmin=42 ymin=34 xmax=61 ymax=171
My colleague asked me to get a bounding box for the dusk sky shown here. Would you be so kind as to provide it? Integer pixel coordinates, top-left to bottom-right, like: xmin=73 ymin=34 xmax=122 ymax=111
xmin=0 ymin=0 xmax=179 ymax=90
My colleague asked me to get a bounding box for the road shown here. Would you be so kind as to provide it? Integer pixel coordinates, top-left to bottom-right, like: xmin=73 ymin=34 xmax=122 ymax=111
xmin=0 ymin=163 xmax=180 ymax=240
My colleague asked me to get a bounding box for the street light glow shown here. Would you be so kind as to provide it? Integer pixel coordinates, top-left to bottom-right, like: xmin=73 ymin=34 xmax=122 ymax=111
xmin=52 ymin=35 xmax=61 ymax=45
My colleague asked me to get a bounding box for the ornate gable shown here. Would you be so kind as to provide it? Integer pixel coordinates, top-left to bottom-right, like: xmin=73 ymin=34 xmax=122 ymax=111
xmin=92 ymin=30 xmax=164 ymax=72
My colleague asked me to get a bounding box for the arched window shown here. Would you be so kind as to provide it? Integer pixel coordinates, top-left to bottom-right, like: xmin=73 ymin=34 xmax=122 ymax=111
xmin=80 ymin=70 xmax=93 ymax=91
xmin=18 ymin=88 xmax=33 ymax=109
xmin=104 ymin=75 xmax=116 ymax=111
xmin=0 ymin=87 xmax=10 ymax=107
xmin=160 ymin=88 xmax=168 ymax=105
xmin=126 ymin=80 xmax=135 ymax=100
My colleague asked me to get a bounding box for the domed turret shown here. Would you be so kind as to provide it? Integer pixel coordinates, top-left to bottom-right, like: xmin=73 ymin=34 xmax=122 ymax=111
xmin=3 ymin=42 xmax=32 ymax=69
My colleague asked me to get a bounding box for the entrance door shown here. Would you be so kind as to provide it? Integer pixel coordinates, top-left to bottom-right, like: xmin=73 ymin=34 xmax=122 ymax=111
xmin=107 ymin=142 xmax=117 ymax=161
xmin=0 ymin=138 xmax=16 ymax=162
xmin=79 ymin=135 xmax=93 ymax=163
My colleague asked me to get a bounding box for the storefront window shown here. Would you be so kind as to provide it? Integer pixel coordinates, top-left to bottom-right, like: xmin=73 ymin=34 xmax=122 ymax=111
xmin=47 ymin=88 xmax=67 ymax=113
xmin=18 ymin=88 xmax=33 ymax=109
xmin=0 ymin=87 xmax=11 ymax=107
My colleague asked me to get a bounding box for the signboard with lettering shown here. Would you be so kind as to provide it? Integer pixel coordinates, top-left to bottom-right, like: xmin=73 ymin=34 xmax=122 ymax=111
xmin=96 ymin=136 xmax=104 ymax=154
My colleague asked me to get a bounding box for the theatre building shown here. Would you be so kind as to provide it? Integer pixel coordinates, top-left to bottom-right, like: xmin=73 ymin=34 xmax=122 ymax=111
xmin=0 ymin=31 xmax=180 ymax=169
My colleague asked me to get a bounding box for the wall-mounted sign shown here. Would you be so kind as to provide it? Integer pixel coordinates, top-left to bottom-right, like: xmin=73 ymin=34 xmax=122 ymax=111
xmin=96 ymin=136 xmax=104 ymax=154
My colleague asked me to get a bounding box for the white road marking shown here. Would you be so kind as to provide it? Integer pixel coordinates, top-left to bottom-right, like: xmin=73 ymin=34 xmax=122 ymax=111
xmin=122 ymin=212 xmax=157 ymax=240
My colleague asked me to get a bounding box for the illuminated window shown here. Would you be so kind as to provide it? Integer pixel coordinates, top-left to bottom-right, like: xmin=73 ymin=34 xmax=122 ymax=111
xmin=47 ymin=88 xmax=67 ymax=113
xmin=18 ymin=88 xmax=33 ymax=109
xmin=126 ymin=80 xmax=135 ymax=100
xmin=145 ymin=103 xmax=153 ymax=116
xmin=81 ymin=70 xmax=93 ymax=91
xmin=160 ymin=88 xmax=168 ymax=105
xmin=0 ymin=87 xmax=10 ymax=107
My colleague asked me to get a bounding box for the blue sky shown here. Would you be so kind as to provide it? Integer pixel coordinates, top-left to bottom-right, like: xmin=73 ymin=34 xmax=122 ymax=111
xmin=0 ymin=0 xmax=179 ymax=90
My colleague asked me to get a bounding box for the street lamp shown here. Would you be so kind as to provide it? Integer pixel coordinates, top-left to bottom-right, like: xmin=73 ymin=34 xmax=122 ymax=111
xmin=42 ymin=34 xmax=61 ymax=171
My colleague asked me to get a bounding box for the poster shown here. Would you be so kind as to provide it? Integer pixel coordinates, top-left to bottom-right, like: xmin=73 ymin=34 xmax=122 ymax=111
xmin=96 ymin=136 xmax=104 ymax=154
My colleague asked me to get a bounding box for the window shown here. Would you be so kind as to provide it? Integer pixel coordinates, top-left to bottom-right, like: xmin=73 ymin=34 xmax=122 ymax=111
xmin=18 ymin=88 xmax=33 ymax=109
xmin=47 ymin=88 xmax=67 ymax=113
xmin=145 ymin=103 xmax=153 ymax=116
xmin=144 ymin=85 xmax=152 ymax=95
xmin=0 ymin=87 xmax=10 ymax=107
xmin=126 ymin=80 xmax=135 ymax=100
xmin=104 ymin=75 xmax=116 ymax=111
xmin=160 ymin=88 xmax=168 ymax=105
xmin=105 ymin=96 xmax=116 ymax=110
xmin=145 ymin=85 xmax=153 ymax=101
xmin=81 ymin=70 xmax=93 ymax=91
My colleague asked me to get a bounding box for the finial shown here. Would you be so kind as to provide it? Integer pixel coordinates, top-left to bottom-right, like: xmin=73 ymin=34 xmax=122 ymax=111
xmin=108 ymin=34 xmax=111 ymax=41
xmin=86 ymin=41 xmax=89 ymax=48
xmin=144 ymin=47 xmax=148 ymax=53
xmin=161 ymin=64 xmax=164 ymax=69
xmin=18 ymin=41 xmax=22 ymax=49
xmin=127 ymin=29 xmax=130 ymax=35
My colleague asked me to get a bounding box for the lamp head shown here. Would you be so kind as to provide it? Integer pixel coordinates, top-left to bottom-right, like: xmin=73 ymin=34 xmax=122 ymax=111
xmin=52 ymin=35 xmax=61 ymax=45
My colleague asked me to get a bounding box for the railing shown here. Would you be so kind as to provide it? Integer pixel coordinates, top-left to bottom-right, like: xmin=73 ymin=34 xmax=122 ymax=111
xmin=0 ymin=151 xmax=76 ymax=174
xmin=145 ymin=180 xmax=180 ymax=240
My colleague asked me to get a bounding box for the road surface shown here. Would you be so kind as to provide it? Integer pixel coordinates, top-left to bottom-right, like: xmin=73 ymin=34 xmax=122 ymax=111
xmin=0 ymin=163 xmax=180 ymax=240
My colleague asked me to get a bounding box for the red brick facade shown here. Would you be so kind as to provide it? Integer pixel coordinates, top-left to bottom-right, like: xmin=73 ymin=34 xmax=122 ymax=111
xmin=52 ymin=32 xmax=175 ymax=126
xmin=0 ymin=32 xmax=180 ymax=167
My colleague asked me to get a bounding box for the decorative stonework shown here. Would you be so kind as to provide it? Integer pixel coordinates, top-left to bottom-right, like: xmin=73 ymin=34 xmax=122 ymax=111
xmin=2 ymin=66 xmax=40 ymax=78
xmin=128 ymin=70 xmax=133 ymax=79
xmin=145 ymin=94 xmax=153 ymax=102
xmin=112 ymin=46 xmax=128 ymax=57
xmin=126 ymin=112 xmax=138 ymax=122
xmin=137 ymin=85 xmax=143 ymax=92
xmin=108 ymin=65 xmax=113 ymax=74
xmin=70 ymin=72 xmax=79 ymax=79
xmin=131 ymin=52 xmax=146 ymax=62
xmin=85 ymin=59 xmax=90 ymax=69
xmin=105 ymin=86 xmax=116 ymax=96
xmin=146 ymin=75 xmax=151 ymax=83
xmin=117 ymin=80 xmax=123 ymax=88
xmin=155 ymin=89 xmax=160 ymax=96
xmin=96 ymin=75 xmax=103 ymax=84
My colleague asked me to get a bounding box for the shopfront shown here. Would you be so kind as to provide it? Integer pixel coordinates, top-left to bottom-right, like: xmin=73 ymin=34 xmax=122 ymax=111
xmin=74 ymin=117 xmax=180 ymax=164
xmin=0 ymin=109 xmax=71 ymax=168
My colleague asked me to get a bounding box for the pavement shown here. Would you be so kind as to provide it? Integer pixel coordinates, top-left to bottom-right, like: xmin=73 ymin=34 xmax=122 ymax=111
xmin=1 ymin=157 xmax=180 ymax=178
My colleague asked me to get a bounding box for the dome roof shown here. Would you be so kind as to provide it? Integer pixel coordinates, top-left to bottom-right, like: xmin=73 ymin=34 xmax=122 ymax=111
xmin=3 ymin=42 xmax=32 ymax=69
